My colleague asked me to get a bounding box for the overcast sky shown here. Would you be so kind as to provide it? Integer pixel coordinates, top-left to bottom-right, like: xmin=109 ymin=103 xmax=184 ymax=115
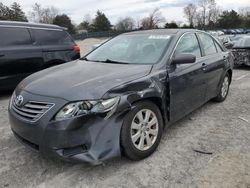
xmin=2 ymin=0 xmax=250 ymax=25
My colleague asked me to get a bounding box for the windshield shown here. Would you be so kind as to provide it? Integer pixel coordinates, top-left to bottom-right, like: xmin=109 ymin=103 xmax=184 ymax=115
xmin=85 ymin=34 xmax=173 ymax=64
xmin=234 ymin=37 xmax=250 ymax=48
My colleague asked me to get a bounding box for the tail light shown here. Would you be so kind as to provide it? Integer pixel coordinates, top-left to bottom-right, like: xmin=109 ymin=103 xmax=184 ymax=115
xmin=73 ymin=45 xmax=80 ymax=53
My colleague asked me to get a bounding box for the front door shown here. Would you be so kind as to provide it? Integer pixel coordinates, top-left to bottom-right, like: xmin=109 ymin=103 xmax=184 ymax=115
xmin=168 ymin=33 xmax=207 ymax=122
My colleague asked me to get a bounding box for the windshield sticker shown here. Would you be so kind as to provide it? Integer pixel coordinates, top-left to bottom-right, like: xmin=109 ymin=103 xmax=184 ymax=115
xmin=149 ymin=35 xmax=171 ymax=40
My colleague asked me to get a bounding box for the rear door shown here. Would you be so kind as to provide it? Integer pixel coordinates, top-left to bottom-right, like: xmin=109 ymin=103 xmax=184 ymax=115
xmin=197 ymin=32 xmax=226 ymax=101
xmin=168 ymin=33 xmax=207 ymax=122
xmin=31 ymin=29 xmax=78 ymax=64
xmin=0 ymin=26 xmax=43 ymax=88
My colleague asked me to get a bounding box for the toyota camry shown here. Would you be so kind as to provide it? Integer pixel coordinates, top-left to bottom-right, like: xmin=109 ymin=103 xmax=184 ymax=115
xmin=9 ymin=29 xmax=234 ymax=165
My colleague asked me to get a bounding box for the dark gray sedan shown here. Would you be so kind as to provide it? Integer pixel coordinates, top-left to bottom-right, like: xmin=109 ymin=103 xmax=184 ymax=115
xmin=8 ymin=29 xmax=234 ymax=164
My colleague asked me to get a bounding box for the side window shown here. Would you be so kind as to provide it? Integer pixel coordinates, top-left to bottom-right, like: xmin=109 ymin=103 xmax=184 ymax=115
xmin=33 ymin=29 xmax=74 ymax=45
xmin=198 ymin=33 xmax=217 ymax=55
xmin=214 ymin=41 xmax=222 ymax=52
xmin=0 ymin=27 xmax=32 ymax=47
xmin=175 ymin=33 xmax=201 ymax=58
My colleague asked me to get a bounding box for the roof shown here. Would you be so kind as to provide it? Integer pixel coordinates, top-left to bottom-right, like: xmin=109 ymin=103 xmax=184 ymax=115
xmin=123 ymin=29 xmax=199 ymax=35
xmin=0 ymin=21 xmax=64 ymax=30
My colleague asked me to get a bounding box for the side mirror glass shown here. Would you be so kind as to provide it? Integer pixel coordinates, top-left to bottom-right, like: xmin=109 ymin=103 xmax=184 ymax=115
xmin=172 ymin=53 xmax=196 ymax=64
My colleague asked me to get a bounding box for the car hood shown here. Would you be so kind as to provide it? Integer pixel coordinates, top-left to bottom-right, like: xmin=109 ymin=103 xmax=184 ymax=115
xmin=19 ymin=60 xmax=152 ymax=101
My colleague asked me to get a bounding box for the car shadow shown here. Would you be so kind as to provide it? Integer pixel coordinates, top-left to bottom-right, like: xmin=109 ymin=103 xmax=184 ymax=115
xmin=234 ymin=65 xmax=250 ymax=71
xmin=0 ymin=90 xmax=13 ymax=100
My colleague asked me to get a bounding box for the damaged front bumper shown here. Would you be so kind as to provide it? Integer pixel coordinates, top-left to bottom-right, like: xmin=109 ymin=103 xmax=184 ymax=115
xmin=232 ymin=48 xmax=250 ymax=66
xmin=8 ymin=91 xmax=130 ymax=165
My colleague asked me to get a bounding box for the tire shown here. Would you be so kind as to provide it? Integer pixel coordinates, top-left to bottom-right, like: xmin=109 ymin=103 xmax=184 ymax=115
xmin=121 ymin=101 xmax=164 ymax=160
xmin=213 ymin=73 xmax=230 ymax=102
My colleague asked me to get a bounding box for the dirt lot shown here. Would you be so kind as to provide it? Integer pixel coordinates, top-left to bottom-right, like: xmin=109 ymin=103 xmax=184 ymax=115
xmin=77 ymin=38 xmax=108 ymax=56
xmin=0 ymin=38 xmax=250 ymax=188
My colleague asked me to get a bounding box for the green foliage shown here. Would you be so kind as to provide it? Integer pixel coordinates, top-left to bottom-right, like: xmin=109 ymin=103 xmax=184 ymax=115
xmin=0 ymin=2 xmax=27 ymax=22
xmin=91 ymin=10 xmax=111 ymax=31
xmin=78 ymin=21 xmax=90 ymax=30
xmin=217 ymin=10 xmax=242 ymax=29
xmin=165 ymin=22 xmax=179 ymax=28
xmin=0 ymin=3 xmax=10 ymax=20
xmin=53 ymin=14 xmax=75 ymax=34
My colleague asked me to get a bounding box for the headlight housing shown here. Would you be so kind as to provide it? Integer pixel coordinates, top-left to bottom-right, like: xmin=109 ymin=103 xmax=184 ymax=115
xmin=10 ymin=92 xmax=16 ymax=107
xmin=55 ymin=97 xmax=120 ymax=121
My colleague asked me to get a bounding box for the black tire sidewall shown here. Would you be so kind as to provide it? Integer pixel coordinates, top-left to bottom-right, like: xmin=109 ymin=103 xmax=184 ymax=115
xmin=121 ymin=101 xmax=164 ymax=160
xmin=214 ymin=73 xmax=230 ymax=102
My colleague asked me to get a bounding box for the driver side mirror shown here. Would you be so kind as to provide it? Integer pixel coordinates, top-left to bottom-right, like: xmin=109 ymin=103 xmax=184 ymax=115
xmin=172 ymin=53 xmax=196 ymax=64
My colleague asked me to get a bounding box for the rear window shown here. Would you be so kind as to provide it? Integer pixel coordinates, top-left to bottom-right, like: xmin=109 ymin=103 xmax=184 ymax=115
xmin=214 ymin=41 xmax=222 ymax=52
xmin=0 ymin=27 xmax=32 ymax=47
xmin=32 ymin=29 xmax=74 ymax=45
xmin=198 ymin=33 xmax=217 ymax=55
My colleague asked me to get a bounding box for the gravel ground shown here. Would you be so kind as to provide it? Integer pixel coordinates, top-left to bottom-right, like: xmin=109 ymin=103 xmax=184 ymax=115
xmin=0 ymin=38 xmax=250 ymax=188
xmin=76 ymin=38 xmax=108 ymax=56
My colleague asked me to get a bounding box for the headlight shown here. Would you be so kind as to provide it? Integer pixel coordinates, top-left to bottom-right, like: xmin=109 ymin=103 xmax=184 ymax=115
xmin=10 ymin=92 xmax=16 ymax=106
xmin=55 ymin=97 xmax=120 ymax=121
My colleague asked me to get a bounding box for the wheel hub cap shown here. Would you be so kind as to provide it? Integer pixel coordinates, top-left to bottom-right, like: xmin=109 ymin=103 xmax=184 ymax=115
xmin=130 ymin=109 xmax=159 ymax=151
xmin=221 ymin=76 xmax=229 ymax=98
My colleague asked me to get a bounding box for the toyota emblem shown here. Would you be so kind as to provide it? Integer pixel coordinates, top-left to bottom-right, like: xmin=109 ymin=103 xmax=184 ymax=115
xmin=15 ymin=95 xmax=24 ymax=107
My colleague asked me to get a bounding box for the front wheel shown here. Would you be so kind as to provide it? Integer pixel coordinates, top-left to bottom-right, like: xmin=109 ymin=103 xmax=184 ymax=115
xmin=213 ymin=73 xmax=230 ymax=102
xmin=121 ymin=101 xmax=163 ymax=160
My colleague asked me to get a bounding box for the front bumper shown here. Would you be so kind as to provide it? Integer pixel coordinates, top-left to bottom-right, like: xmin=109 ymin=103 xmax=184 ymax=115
xmin=8 ymin=91 xmax=127 ymax=165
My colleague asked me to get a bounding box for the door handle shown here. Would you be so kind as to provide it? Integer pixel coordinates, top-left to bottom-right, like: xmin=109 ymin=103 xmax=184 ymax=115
xmin=201 ymin=63 xmax=207 ymax=71
xmin=0 ymin=54 xmax=4 ymax=57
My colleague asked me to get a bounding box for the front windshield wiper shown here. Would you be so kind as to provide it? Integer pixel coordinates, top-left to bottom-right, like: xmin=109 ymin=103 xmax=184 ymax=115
xmin=81 ymin=57 xmax=89 ymax=61
xmin=98 ymin=59 xmax=129 ymax=64
xmin=81 ymin=58 xmax=130 ymax=64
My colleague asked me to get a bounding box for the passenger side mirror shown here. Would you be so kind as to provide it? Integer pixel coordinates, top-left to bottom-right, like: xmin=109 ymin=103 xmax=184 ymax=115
xmin=172 ymin=53 xmax=196 ymax=64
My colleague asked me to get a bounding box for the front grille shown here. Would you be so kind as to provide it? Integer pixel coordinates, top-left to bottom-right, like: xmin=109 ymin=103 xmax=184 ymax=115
xmin=12 ymin=101 xmax=54 ymax=122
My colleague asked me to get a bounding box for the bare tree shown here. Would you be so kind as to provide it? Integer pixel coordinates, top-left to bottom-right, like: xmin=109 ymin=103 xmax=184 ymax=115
xmin=115 ymin=17 xmax=135 ymax=31
xmin=29 ymin=3 xmax=58 ymax=24
xmin=183 ymin=3 xmax=197 ymax=27
xmin=42 ymin=6 xmax=58 ymax=24
xmin=207 ymin=0 xmax=219 ymax=25
xmin=209 ymin=5 xmax=220 ymax=25
xmin=194 ymin=11 xmax=204 ymax=28
xmin=198 ymin=0 xmax=210 ymax=28
xmin=196 ymin=0 xmax=219 ymax=28
xmin=141 ymin=8 xmax=165 ymax=29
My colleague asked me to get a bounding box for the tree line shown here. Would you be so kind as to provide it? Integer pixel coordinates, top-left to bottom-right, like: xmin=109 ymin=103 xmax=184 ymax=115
xmin=183 ymin=0 xmax=250 ymax=29
xmin=0 ymin=1 xmax=250 ymax=34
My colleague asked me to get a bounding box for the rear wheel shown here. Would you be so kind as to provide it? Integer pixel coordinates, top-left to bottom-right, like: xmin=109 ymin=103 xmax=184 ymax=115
xmin=213 ymin=73 xmax=230 ymax=102
xmin=121 ymin=101 xmax=163 ymax=160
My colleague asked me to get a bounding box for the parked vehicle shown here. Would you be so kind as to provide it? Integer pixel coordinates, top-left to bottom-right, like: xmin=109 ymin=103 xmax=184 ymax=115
xmin=217 ymin=35 xmax=234 ymax=49
xmin=229 ymin=34 xmax=245 ymax=43
xmin=0 ymin=21 xmax=80 ymax=91
xmin=9 ymin=29 xmax=234 ymax=164
xmin=232 ymin=36 xmax=250 ymax=66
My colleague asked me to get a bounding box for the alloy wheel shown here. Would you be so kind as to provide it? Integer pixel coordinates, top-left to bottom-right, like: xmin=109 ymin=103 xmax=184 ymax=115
xmin=130 ymin=109 xmax=159 ymax=151
xmin=221 ymin=76 xmax=229 ymax=98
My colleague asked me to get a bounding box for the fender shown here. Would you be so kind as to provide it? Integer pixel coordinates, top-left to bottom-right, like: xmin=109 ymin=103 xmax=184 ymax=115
xmin=103 ymin=72 xmax=170 ymax=126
